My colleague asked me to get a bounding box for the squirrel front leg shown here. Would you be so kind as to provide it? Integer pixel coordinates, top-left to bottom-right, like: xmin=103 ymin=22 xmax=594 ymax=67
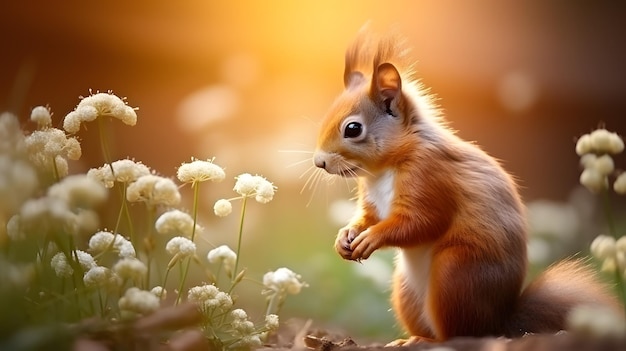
xmin=335 ymin=201 xmax=379 ymax=260
xmin=350 ymin=174 xmax=457 ymax=261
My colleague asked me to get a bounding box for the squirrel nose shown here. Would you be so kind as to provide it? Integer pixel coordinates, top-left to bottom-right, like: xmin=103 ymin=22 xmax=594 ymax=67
xmin=313 ymin=154 xmax=326 ymax=169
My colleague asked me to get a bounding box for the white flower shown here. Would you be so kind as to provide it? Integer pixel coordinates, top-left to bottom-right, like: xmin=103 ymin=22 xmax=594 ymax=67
xmin=231 ymin=308 xmax=248 ymax=321
xmin=50 ymin=250 xmax=97 ymax=278
xmin=75 ymin=209 xmax=100 ymax=234
xmin=88 ymin=231 xmax=115 ymax=252
xmin=50 ymin=252 xmax=73 ymax=277
xmin=590 ymin=235 xmax=616 ymax=261
xmin=155 ymin=209 xmax=200 ymax=237
xmin=118 ymin=240 xmax=137 ymax=258
xmin=47 ymin=174 xmax=108 ymax=209
xmin=234 ymin=173 xmax=258 ymax=196
xmin=24 ymin=128 xmax=81 ymax=176
xmin=118 ymin=287 xmax=160 ymax=316
xmin=238 ymin=335 xmax=262 ymax=348
xmin=579 ymin=168 xmax=608 ymax=193
xmin=614 ymin=173 xmax=626 ymax=195
xmin=151 ymin=286 xmax=167 ymax=300
xmin=87 ymin=159 xmax=150 ymax=189
xmin=213 ymin=199 xmax=232 ymax=217
xmin=112 ymin=159 xmax=151 ymax=183
xmin=0 ymin=156 xmax=38 ymax=215
xmin=233 ymin=173 xmax=277 ymax=203
xmin=587 ymin=154 xmax=614 ymax=175
xmin=0 ymin=112 xmax=26 ymax=155
xmin=165 ymin=236 xmax=196 ymax=257
xmin=177 ymin=158 xmax=225 ymax=184
xmin=64 ymin=92 xmax=138 ymax=134
xmin=265 ymin=314 xmax=279 ymax=331
xmin=589 ymin=129 xmax=624 ymax=155
xmin=263 ymin=267 xmax=307 ymax=295
xmin=84 ymin=266 xmax=119 ymax=288
xmin=188 ymin=285 xmax=233 ymax=315
xmin=255 ymin=178 xmax=276 ymax=203
xmin=6 ymin=215 xmax=23 ymax=240
xmin=126 ymin=174 xmax=181 ymax=207
xmin=576 ymin=134 xmax=592 ymax=156
xmin=568 ymin=305 xmax=626 ymax=338
xmin=87 ymin=166 xmax=114 ymax=188
xmin=20 ymin=196 xmax=76 ymax=233
xmin=30 ymin=106 xmax=52 ymax=128
xmin=113 ymin=258 xmax=147 ymax=281
xmin=88 ymin=231 xmax=136 ymax=258
xmin=187 ymin=284 xmax=219 ymax=302
xmin=207 ymin=245 xmax=237 ymax=274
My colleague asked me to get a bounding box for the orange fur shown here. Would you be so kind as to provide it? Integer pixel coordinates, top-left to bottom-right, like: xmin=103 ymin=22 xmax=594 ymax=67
xmin=314 ymin=28 xmax=622 ymax=343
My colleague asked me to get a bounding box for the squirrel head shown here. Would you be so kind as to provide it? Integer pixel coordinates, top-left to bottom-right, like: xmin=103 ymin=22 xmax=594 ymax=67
xmin=314 ymin=28 xmax=419 ymax=178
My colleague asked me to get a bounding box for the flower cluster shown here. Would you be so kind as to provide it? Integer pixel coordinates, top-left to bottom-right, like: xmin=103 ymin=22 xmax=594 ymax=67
xmin=177 ymin=157 xmax=226 ymax=184
xmin=50 ymin=250 xmax=97 ymax=278
xmin=155 ymin=209 xmax=202 ymax=237
xmin=568 ymin=304 xmax=626 ymax=338
xmin=576 ymin=128 xmax=625 ymax=193
xmin=263 ymin=267 xmax=308 ymax=316
xmin=207 ymin=245 xmax=237 ymax=276
xmin=88 ymin=230 xmax=136 ymax=258
xmin=63 ymin=92 xmax=137 ymax=134
xmin=263 ymin=267 xmax=307 ymax=296
xmin=590 ymin=235 xmax=626 ymax=277
xmin=87 ymin=159 xmax=151 ymax=188
xmin=187 ymin=284 xmax=233 ymax=313
xmin=7 ymin=174 xmax=107 ymax=240
xmin=2 ymin=93 xmax=304 ymax=350
xmin=126 ymin=174 xmax=181 ymax=207
xmin=213 ymin=173 xmax=277 ymax=217
xmin=118 ymin=287 xmax=160 ymax=317
xmin=24 ymin=127 xmax=81 ymax=178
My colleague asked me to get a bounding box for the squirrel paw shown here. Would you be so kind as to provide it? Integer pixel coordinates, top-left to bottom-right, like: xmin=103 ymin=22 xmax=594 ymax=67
xmin=334 ymin=226 xmax=361 ymax=261
xmin=349 ymin=228 xmax=380 ymax=260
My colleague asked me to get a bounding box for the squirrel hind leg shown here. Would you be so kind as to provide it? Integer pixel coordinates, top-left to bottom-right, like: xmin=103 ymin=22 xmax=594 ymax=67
xmin=427 ymin=247 xmax=524 ymax=339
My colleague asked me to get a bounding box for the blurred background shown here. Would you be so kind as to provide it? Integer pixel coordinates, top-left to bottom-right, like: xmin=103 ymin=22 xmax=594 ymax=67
xmin=2 ymin=0 xmax=626 ymax=343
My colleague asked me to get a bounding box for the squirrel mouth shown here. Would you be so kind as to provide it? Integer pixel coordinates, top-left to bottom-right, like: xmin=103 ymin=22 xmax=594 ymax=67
xmin=338 ymin=167 xmax=359 ymax=178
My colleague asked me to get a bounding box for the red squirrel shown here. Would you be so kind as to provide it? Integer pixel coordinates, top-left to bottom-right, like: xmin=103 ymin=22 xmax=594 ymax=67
xmin=313 ymin=28 xmax=621 ymax=344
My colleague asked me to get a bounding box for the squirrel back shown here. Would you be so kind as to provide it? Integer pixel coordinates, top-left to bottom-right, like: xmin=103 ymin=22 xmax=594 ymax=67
xmin=314 ymin=27 xmax=622 ymax=343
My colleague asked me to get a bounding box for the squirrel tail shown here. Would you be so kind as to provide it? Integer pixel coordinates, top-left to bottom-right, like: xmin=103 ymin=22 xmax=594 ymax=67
xmin=505 ymin=258 xmax=622 ymax=337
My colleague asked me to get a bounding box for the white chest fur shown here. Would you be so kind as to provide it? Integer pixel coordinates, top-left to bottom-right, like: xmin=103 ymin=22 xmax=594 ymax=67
xmin=364 ymin=170 xmax=395 ymax=220
xmin=396 ymin=244 xmax=435 ymax=334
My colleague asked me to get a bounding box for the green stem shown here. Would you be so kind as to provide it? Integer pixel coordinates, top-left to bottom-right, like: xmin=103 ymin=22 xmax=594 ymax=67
xmin=231 ymin=196 xmax=248 ymax=284
xmin=265 ymin=292 xmax=282 ymax=316
xmin=51 ymin=156 xmax=60 ymax=182
xmin=98 ymin=116 xmax=114 ymax=169
xmin=161 ymin=266 xmax=172 ymax=298
xmin=173 ymin=182 xmax=201 ymax=305
xmin=190 ymin=181 xmax=201 ymax=242
xmin=600 ymin=190 xmax=626 ymax=316
xmin=145 ymin=205 xmax=156 ymax=289
xmin=123 ymin=186 xmax=135 ymax=246
xmin=602 ymin=189 xmax=617 ymax=237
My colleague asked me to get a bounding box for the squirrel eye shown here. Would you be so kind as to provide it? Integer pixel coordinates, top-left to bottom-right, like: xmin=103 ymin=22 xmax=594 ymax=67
xmin=344 ymin=122 xmax=363 ymax=139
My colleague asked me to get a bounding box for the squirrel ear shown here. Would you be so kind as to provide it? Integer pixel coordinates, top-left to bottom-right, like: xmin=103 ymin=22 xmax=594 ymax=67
xmin=373 ymin=62 xmax=402 ymax=100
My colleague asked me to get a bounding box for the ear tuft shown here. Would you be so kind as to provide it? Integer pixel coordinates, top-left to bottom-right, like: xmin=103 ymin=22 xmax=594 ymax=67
xmin=375 ymin=63 xmax=402 ymax=99
xmin=345 ymin=71 xmax=366 ymax=90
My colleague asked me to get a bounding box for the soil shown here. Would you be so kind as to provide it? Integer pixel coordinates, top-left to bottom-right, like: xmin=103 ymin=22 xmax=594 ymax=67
xmin=17 ymin=304 xmax=625 ymax=351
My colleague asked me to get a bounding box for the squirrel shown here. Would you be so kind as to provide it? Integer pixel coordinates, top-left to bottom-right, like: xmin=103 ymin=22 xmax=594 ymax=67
xmin=313 ymin=27 xmax=621 ymax=344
